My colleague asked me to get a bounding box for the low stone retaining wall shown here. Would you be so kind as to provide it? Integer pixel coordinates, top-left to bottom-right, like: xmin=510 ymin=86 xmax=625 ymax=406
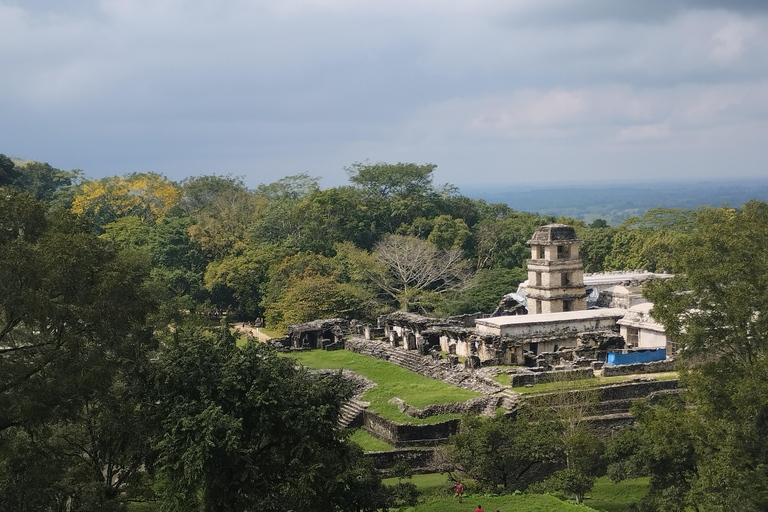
xmin=602 ymin=359 xmax=677 ymax=376
xmin=585 ymin=413 xmax=637 ymax=439
xmin=524 ymin=378 xmax=680 ymax=410
xmin=365 ymin=448 xmax=446 ymax=473
xmin=509 ymin=368 xmax=595 ymax=387
xmin=389 ymin=396 xmax=496 ymax=419
xmin=362 ymin=410 xmax=460 ymax=448
xmin=598 ymin=378 xmax=679 ymax=401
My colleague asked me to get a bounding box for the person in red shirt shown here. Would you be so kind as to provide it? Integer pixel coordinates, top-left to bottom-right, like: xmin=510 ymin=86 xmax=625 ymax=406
xmin=474 ymin=506 xmax=484 ymax=512
xmin=454 ymin=481 xmax=464 ymax=503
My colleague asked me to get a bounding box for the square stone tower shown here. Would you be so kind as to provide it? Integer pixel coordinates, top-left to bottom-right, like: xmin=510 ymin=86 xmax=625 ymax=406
xmin=526 ymin=224 xmax=587 ymax=314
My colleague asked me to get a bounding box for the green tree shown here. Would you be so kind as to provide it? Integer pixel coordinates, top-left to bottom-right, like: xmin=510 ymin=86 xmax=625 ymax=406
xmin=188 ymin=186 xmax=262 ymax=259
xmin=527 ymin=375 xmax=605 ymax=503
xmin=0 ymin=154 xmax=20 ymax=186
xmin=291 ymin=186 xmax=377 ymax=254
xmin=427 ymin=214 xmax=471 ymax=251
xmin=448 ymin=410 xmax=561 ymax=491
xmin=604 ymin=397 xmax=699 ymax=512
xmin=437 ymin=267 xmax=527 ymax=316
xmin=471 ymin=213 xmax=550 ymax=270
xmin=179 ymin=174 xmax=247 ymax=215
xmin=346 ymin=161 xmax=436 ymax=199
xmin=346 ymin=161 xmax=448 ymax=235
xmin=153 ymin=328 xmax=385 ymax=511
xmin=204 ymin=245 xmax=287 ymax=320
xmin=577 ymin=225 xmax=615 ymax=273
xmin=607 ymin=201 xmax=768 ymax=512
xmin=0 ymin=192 xmax=156 ymax=510
xmin=12 ymin=159 xmax=81 ymax=204
xmin=262 ymin=249 xmax=378 ymax=329
xmin=249 ymin=174 xmax=321 ymax=249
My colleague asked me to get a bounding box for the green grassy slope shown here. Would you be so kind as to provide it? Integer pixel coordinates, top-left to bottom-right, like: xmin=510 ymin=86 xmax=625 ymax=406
xmin=286 ymin=349 xmax=481 ymax=424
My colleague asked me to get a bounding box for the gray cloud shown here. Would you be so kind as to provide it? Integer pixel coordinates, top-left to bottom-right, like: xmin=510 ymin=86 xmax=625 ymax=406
xmin=0 ymin=0 xmax=767 ymax=187
xmin=503 ymin=0 xmax=768 ymax=26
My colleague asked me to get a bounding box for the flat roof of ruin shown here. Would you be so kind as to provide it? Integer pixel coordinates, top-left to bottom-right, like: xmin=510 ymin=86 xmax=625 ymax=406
xmin=527 ymin=223 xmax=581 ymax=245
xmin=583 ymin=271 xmax=673 ymax=285
xmin=476 ymin=308 xmax=627 ymax=328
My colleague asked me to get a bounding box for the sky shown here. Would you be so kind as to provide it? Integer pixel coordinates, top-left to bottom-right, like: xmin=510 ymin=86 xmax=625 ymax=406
xmin=2 ymin=0 xmax=768 ymax=189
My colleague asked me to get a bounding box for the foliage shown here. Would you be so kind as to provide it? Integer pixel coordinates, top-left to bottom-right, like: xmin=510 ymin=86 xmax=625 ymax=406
xmin=261 ymin=249 xmax=379 ymax=329
xmin=346 ymin=161 xmax=436 ymax=200
xmin=437 ymin=267 xmax=527 ymax=316
xmin=448 ymin=411 xmax=562 ymax=491
xmin=396 ymin=490 xmax=600 ymax=511
xmin=1 ymin=156 xmax=81 ymax=204
xmin=153 ymin=328 xmax=386 ymax=511
xmin=0 ymin=192 xmax=156 ymax=510
xmin=603 ymin=396 xmax=699 ymax=512
xmin=187 ymin=186 xmax=261 ymax=259
xmin=71 ymin=173 xmax=181 ymax=228
xmin=371 ymin=234 xmax=473 ymax=312
xmin=472 ymin=212 xmax=550 ymax=270
xmin=178 ymin=174 xmax=246 ymax=215
xmin=606 ymin=201 xmax=768 ymax=512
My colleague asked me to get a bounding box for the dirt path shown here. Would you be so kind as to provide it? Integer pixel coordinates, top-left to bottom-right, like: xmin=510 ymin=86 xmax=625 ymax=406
xmin=233 ymin=322 xmax=272 ymax=342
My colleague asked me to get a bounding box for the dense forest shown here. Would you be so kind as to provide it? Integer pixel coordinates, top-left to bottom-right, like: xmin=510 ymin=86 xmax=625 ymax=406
xmin=2 ymin=154 xmax=767 ymax=511
xmin=0 ymin=155 xmax=703 ymax=330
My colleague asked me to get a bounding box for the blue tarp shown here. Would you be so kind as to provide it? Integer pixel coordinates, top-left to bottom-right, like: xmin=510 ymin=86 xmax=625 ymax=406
xmin=607 ymin=348 xmax=666 ymax=365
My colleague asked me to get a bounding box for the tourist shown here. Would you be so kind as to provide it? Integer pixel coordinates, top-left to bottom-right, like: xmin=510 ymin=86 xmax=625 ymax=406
xmin=454 ymin=481 xmax=464 ymax=503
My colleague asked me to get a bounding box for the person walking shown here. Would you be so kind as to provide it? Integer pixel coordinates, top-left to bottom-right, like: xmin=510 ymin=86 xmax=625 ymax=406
xmin=454 ymin=481 xmax=464 ymax=503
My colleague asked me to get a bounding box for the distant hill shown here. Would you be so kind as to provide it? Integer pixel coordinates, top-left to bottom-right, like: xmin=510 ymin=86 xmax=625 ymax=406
xmin=458 ymin=178 xmax=768 ymax=225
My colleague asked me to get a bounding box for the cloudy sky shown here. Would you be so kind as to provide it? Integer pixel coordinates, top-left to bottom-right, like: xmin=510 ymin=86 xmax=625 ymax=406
xmin=2 ymin=0 xmax=767 ymax=188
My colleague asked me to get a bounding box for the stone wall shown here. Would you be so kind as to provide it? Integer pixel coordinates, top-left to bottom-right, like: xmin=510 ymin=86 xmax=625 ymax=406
xmin=602 ymin=359 xmax=676 ymax=376
xmin=362 ymin=410 xmax=460 ymax=448
xmin=509 ymin=368 xmax=595 ymax=387
xmin=365 ymin=448 xmax=446 ymax=473
xmin=389 ymin=396 xmax=497 ymax=419
xmin=524 ymin=378 xmax=680 ymax=411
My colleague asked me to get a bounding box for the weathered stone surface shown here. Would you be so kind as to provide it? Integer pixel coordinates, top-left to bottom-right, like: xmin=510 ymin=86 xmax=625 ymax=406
xmin=362 ymin=410 xmax=460 ymax=447
xmin=505 ymin=367 xmax=595 ymax=387
xmin=365 ymin=448 xmax=450 ymax=473
xmin=389 ymin=395 xmax=500 ymax=419
xmin=345 ymin=338 xmax=504 ymax=395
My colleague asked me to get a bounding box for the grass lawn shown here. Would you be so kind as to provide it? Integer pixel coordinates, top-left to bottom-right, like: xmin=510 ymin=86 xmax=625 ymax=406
xmin=349 ymin=428 xmax=394 ymax=451
xmin=285 ymin=349 xmax=481 ymax=424
xmin=259 ymin=327 xmax=284 ymax=338
xmin=383 ymin=472 xmax=448 ymax=489
xmin=396 ymin=493 xmax=599 ymax=512
xmin=585 ymin=476 xmax=649 ymax=512
xmin=511 ymin=372 xmax=678 ymax=394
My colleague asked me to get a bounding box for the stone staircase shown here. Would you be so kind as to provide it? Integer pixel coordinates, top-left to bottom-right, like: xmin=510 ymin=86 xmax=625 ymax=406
xmin=496 ymin=388 xmax=520 ymax=412
xmin=387 ymin=349 xmax=425 ymax=374
xmin=339 ymin=398 xmax=369 ymax=429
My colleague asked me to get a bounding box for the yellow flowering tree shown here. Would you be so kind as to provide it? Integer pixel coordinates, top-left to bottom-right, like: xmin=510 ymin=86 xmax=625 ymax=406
xmin=71 ymin=173 xmax=181 ymax=227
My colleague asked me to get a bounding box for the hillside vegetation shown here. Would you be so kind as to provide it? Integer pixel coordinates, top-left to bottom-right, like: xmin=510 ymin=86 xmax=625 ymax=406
xmin=2 ymin=154 xmax=768 ymax=511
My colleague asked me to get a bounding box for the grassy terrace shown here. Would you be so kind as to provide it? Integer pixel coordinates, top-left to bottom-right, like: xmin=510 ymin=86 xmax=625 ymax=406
xmin=284 ymin=349 xmax=481 ymax=425
xmin=494 ymin=371 xmax=678 ymax=394
xmin=381 ymin=474 xmax=649 ymax=512
xmin=349 ymin=428 xmax=394 ymax=451
xmin=391 ymin=493 xmax=599 ymax=511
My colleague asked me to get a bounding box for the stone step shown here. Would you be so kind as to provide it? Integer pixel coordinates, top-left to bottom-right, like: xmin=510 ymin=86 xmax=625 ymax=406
xmin=338 ymin=399 xmax=368 ymax=429
xmin=481 ymin=396 xmax=502 ymax=417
